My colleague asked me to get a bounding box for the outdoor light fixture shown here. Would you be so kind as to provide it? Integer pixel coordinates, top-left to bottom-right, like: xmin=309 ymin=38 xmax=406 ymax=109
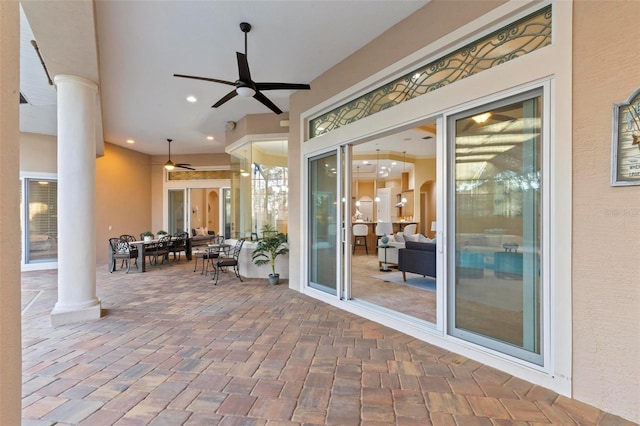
xmin=236 ymin=86 xmax=256 ymax=97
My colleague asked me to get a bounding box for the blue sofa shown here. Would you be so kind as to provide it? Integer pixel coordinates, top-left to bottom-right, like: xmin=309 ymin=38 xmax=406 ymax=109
xmin=398 ymin=241 xmax=436 ymax=281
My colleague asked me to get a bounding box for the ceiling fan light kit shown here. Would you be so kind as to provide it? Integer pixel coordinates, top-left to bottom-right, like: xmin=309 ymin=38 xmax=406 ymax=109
xmin=173 ymin=22 xmax=310 ymax=115
xmin=164 ymin=139 xmax=195 ymax=171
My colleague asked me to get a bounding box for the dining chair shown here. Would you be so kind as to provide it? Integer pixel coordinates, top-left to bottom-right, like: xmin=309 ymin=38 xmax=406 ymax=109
xmin=119 ymin=234 xmax=138 ymax=269
xmin=352 ymin=223 xmax=369 ymax=255
xmin=169 ymin=232 xmax=188 ymax=262
xmin=109 ymin=237 xmax=136 ymax=273
xmin=153 ymin=235 xmax=172 ymax=265
xmin=202 ymin=235 xmax=228 ymax=276
xmin=211 ymin=238 xmax=245 ymax=285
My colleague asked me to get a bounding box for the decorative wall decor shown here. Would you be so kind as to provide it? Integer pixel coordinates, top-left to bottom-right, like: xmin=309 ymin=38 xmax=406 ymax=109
xmin=611 ymin=87 xmax=640 ymax=186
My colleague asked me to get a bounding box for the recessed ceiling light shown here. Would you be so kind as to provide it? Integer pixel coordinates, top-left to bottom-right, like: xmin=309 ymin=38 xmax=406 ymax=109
xmin=206 ymin=136 xmax=214 ymax=140
xmin=186 ymin=96 xmax=197 ymax=103
xmin=126 ymin=139 xmax=135 ymax=144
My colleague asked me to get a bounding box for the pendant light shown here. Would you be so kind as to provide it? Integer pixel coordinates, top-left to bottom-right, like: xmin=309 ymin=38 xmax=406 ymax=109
xmin=374 ymin=148 xmax=381 ymax=203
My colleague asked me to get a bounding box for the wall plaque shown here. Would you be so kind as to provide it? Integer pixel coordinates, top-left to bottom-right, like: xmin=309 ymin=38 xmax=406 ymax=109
xmin=612 ymin=87 xmax=640 ymax=186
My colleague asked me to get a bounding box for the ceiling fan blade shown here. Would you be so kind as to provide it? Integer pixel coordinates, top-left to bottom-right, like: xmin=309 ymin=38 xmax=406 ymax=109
xmin=236 ymin=52 xmax=252 ymax=82
xmin=174 ymin=74 xmax=235 ymax=86
xmin=253 ymin=91 xmax=283 ymax=114
xmin=256 ymin=82 xmax=311 ymax=91
xmin=177 ymin=164 xmax=195 ymax=171
xmin=212 ymin=89 xmax=238 ymax=108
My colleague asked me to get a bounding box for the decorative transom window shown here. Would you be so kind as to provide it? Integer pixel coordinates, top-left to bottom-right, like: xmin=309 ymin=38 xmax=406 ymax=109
xmin=309 ymin=5 xmax=552 ymax=139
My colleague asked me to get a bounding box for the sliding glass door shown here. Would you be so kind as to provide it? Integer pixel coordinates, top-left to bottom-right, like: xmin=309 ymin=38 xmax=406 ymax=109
xmin=449 ymin=89 xmax=543 ymax=364
xmin=308 ymin=151 xmax=341 ymax=294
xmin=168 ymin=189 xmax=186 ymax=235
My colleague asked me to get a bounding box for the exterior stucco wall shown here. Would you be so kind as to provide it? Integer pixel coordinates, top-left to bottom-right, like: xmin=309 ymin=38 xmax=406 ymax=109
xmin=572 ymin=1 xmax=640 ymax=422
xmin=0 ymin=1 xmax=22 ymax=423
xmin=20 ymin=132 xmax=57 ymax=173
xmin=96 ymin=142 xmax=152 ymax=264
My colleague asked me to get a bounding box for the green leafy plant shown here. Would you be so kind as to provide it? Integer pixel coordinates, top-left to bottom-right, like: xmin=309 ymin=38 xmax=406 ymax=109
xmin=156 ymin=230 xmax=168 ymax=236
xmin=142 ymin=231 xmax=154 ymax=237
xmin=252 ymin=232 xmax=289 ymax=277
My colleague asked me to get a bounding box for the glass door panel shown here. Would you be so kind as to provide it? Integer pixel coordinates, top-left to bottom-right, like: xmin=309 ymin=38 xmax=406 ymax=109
xmin=168 ymin=189 xmax=186 ymax=235
xmin=308 ymin=152 xmax=339 ymax=294
xmin=25 ymin=179 xmax=58 ymax=263
xmin=449 ymin=90 xmax=543 ymax=364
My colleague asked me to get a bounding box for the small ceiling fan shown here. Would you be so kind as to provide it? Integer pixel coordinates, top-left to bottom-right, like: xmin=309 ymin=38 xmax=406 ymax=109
xmin=174 ymin=22 xmax=310 ymax=115
xmin=164 ymin=139 xmax=194 ymax=171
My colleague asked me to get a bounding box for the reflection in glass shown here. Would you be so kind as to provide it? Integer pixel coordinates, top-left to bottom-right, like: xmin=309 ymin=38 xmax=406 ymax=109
xmin=309 ymin=153 xmax=338 ymax=293
xmin=26 ymin=179 xmax=58 ymax=263
xmin=452 ymin=92 xmax=542 ymax=364
xmin=168 ymin=189 xmax=185 ymax=235
xmin=229 ymin=140 xmax=289 ymax=238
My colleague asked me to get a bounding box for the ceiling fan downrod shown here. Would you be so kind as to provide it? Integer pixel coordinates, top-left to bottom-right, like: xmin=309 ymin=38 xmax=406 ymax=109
xmin=240 ymin=22 xmax=251 ymax=57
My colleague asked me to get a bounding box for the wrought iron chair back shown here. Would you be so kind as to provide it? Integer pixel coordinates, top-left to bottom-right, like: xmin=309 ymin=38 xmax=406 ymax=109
xmin=109 ymin=237 xmax=135 ymax=273
xmin=212 ymin=238 xmax=245 ymax=285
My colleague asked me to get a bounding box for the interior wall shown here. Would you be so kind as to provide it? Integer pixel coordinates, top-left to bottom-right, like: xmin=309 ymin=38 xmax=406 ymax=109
xmin=572 ymin=1 xmax=640 ymax=422
xmin=96 ymin=143 xmax=151 ymax=263
xmin=190 ymin=188 xmax=206 ymax=230
xmin=413 ymin=157 xmax=436 ymax=233
xmin=207 ymin=189 xmax=220 ymax=233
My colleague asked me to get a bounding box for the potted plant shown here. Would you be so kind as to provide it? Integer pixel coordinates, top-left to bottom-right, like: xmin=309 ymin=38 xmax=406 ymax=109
xmin=252 ymin=232 xmax=289 ymax=285
xmin=156 ymin=230 xmax=168 ymax=237
xmin=142 ymin=231 xmax=154 ymax=242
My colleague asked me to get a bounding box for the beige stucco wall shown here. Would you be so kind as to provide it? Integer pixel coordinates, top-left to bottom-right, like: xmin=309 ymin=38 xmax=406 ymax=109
xmin=226 ymin=113 xmax=288 ymax=145
xmin=0 ymin=1 xmax=22 ymax=424
xmin=20 ymin=132 xmax=57 ymax=173
xmin=95 ymin=143 xmax=152 ymax=264
xmin=572 ymin=1 xmax=640 ymax=422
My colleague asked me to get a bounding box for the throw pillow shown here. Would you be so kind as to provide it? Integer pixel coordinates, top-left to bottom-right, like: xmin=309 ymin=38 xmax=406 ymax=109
xmin=418 ymin=234 xmax=432 ymax=243
xmin=393 ymin=233 xmax=405 ymax=243
xmin=404 ymin=233 xmax=419 ymax=242
xmin=195 ymin=227 xmax=206 ymax=236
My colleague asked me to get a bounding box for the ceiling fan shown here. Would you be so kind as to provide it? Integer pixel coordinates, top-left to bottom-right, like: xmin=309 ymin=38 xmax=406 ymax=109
xmin=164 ymin=139 xmax=194 ymax=171
xmin=174 ymin=22 xmax=311 ymax=115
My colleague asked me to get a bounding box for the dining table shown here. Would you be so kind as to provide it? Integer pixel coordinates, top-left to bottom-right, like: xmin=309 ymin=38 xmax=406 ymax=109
xmin=108 ymin=237 xmax=169 ymax=273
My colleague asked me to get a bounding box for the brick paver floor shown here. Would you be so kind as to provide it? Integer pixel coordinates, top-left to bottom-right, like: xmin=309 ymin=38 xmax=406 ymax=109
xmin=20 ymin=261 xmax=636 ymax=425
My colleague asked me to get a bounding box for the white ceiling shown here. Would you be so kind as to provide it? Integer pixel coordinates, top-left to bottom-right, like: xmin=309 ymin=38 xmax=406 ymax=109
xmin=19 ymin=0 xmax=430 ymax=157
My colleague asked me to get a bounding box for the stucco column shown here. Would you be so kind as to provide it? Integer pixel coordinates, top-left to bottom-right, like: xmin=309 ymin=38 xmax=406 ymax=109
xmin=0 ymin=1 xmax=22 ymax=423
xmin=50 ymin=74 xmax=101 ymax=326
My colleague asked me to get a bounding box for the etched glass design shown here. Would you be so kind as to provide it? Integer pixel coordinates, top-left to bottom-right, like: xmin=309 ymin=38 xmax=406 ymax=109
xmin=309 ymin=6 xmax=551 ymax=138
